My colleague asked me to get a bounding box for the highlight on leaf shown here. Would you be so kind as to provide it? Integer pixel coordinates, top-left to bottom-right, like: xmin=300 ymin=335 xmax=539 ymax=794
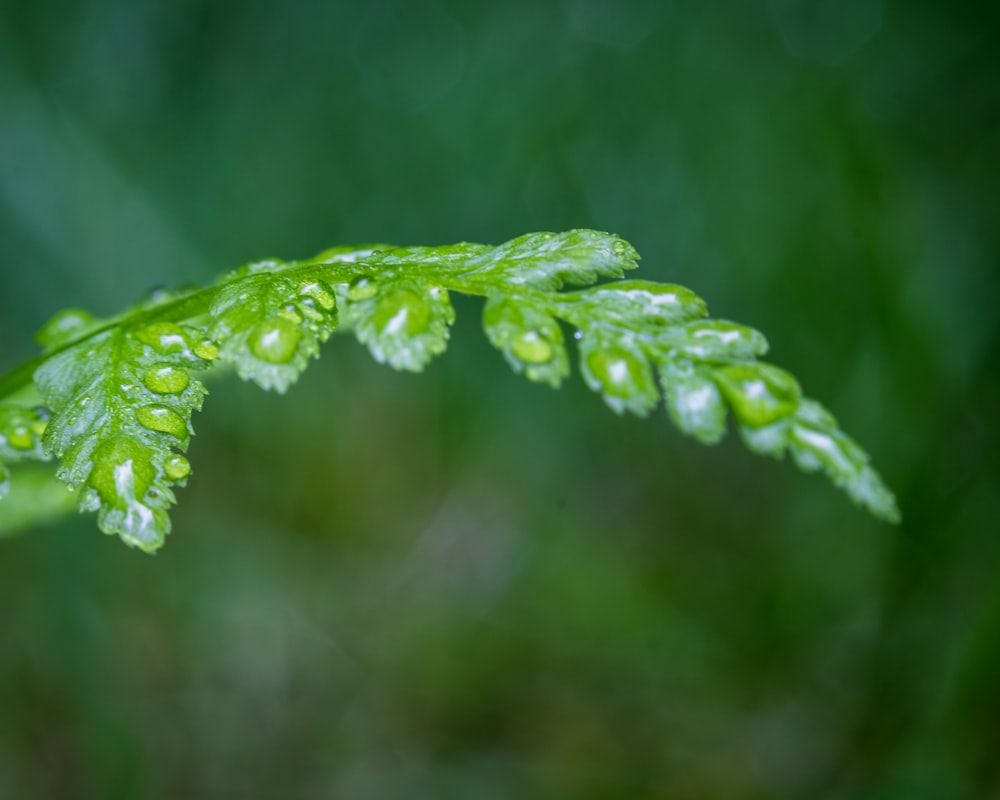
xmin=0 ymin=228 xmax=901 ymax=551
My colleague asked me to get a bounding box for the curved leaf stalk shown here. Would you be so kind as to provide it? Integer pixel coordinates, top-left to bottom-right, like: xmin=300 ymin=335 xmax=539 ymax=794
xmin=0 ymin=230 xmax=899 ymax=552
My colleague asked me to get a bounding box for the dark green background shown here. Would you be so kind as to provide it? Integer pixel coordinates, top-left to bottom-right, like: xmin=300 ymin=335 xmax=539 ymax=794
xmin=1 ymin=1 xmax=997 ymax=797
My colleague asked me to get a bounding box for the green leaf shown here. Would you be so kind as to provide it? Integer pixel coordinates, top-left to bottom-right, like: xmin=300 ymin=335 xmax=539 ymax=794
xmin=578 ymin=330 xmax=659 ymax=416
xmin=562 ymin=280 xmax=707 ymax=329
xmin=210 ymin=262 xmax=339 ymax=393
xmin=34 ymin=322 xmax=213 ymax=551
xmin=0 ymin=228 xmax=901 ymax=550
xmin=666 ymin=320 xmax=769 ymax=362
xmin=351 ymin=242 xmax=492 ymax=272
xmin=466 ymin=230 xmax=639 ymax=290
xmin=483 ymin=295 xmax=569 ymax=387
xmin=787 ymin=401 xmax=900 ymax=523
xmin=660 ymin=361 xmax=727 ymax=445
xmin=346 ymin=278 xmax=455 ymax=371
xmin=713 ymin=362 xmax=802 ymax=429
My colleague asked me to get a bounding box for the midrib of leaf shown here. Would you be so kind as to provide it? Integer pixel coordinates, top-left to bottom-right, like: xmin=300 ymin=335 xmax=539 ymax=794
xmin=0 ymin=262 xmax=568 ymax=399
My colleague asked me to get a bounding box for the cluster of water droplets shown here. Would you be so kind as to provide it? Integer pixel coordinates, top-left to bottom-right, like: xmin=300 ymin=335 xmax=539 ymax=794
xmin=122 ymin=321 xmax=216 ymax=462
xmin=0 ymin=404 xmax=49 ymax=461
xmin=478 ymin=275 xmax=897 ymax=520
xmin=210 ymin=271 xmax=338 ymax=393
xmin=0 ymin=404 xmax=51 ymax=500
xmin=31 ymin=308 xmax=221 ymax=549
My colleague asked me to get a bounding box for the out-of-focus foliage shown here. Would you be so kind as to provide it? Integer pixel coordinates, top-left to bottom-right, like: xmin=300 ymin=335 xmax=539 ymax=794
xmin=0 ymin=0 xmax=997 ymax=797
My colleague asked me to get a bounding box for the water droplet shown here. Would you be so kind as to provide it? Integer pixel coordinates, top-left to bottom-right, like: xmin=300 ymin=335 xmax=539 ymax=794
xmin=6 ymin=424 xmax=34 ymax=450
xmin=297 ymin=298 xmax=325 ymax=323
xmin=134 ymin=322 xmax=194 ymax=355
xmin=136 ymin=405 xmax=188 ymax=439
xmin=143 ymin=364 xmax=190 ymax=395
xmin=581 ymin=339 xmax=658 ymax=415
xmin=141 ymin=285 xmax=172 ymax=306
xmin=373 ymin=288 xmax=431 ymax=336
xmin=249 ymin=318 xmax=301 ymax=364
xmin=279 ymin=305 xmax=304 ymax=325
xmin=194 ymin=339 xmax=220 ymax=361
xmin=348 ymin=276 xmax=379 ymax=302
xmin=662 ymin=362 xmax=726 ymax=445
xmin=238 ymin=259 xmax=284 ymax=276
xmin=511 ymin=331 xmax=554 ymax=364
xmin=715 ymin=363 xmax=801 ymax=428
xmin=37 ymin=308 xmax=96 ymax=348
xmin=163 ymin=454 xmax=191 ymax=481
xmin=588 ymin=348 xmax=633 ymax=391
xmin=299 ymin=280 xmax=337 ymax=311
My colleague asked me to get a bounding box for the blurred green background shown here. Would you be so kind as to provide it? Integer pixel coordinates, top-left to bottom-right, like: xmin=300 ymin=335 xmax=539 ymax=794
xmin=1 ymin=0 xmax=997 ymax=797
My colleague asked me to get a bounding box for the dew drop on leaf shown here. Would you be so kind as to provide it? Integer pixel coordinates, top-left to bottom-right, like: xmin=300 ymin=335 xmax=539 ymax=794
xmin=661 ymin=361 xmax=727 ymax=444
xmin=348 ymin=276 xmax=379 ymax=302
xmin=135 ymin=405 xmax=188 ymax=439
xmin=36 ymin=308 xmax=96 ymax=348
xmin=715 ymin=363 xmax=801 ymax=429
xmin=6 ymin=424 xmax=34 ymax=451
xmin=299 ymin=280 xmax=337 ymax=311
xmin=373 ymin=288 xmax=431 ymax=337
xmin=134 ymin=322 xmax=194 ymax=355
xmin=143 ymin=365 xmax=190 ymax=395
xmin=280 ymin=305 xmax=304 ymax=325
xmin=141 ymin=286 xmax=172 ymax=306
xmin=194 ymin=339 xmax=220 ymax=361
xmin=511 ymin=331 xmax=554 ymax=364
xmin=163 ymin=454 xmax=192 ymax=481
xmin=248 ymin=318 xmax=302 ymax=364
xmin=580 ymin=339 xmax=658 ymax=416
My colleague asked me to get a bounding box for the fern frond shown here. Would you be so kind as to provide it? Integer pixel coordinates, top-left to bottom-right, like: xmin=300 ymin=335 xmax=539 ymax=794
xmin=34 ymin=321 xmax=213 ymax=550
xmin=0 ymin=229 xmax=900 ymax=551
